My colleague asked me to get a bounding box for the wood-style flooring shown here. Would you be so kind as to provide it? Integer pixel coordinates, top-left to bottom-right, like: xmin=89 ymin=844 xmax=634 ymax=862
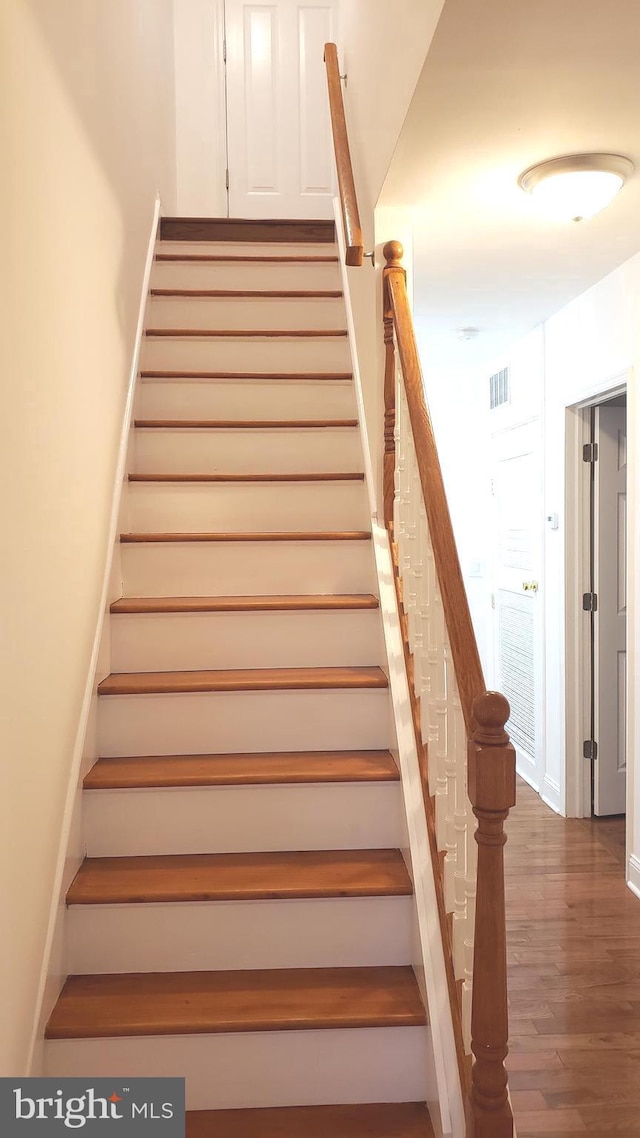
xmin=507 ymin=777 xmax=639 ymax=1136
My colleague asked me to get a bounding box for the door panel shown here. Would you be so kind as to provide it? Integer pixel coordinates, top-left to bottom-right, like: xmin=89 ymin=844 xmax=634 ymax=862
xmin=225 ymin=0 xmax=337 ymax=218
xmin=593 ymin=404 xmax=627 ymax=816
xmin=492 ymin=420 xmax=544 ymax=789
xmin=243 ymin=6 xmax=279 ymax=194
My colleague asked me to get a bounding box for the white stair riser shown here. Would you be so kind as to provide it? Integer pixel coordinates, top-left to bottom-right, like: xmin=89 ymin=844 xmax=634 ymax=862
xmin=99 ymin=687 xmax=389 ymax=760
xmin=110 ymin=610 xmax=383 ymax=672
xmin=84 ymin=782 xmax=400 ymax=856
xmin=156 ymin=241 xmax=336 ymax=258
xmin=127 ymin=482 xmax=369 ymax=534
xmin=132 ymin=428 xmax=362 ymax=475
xmin=45 ymin=1026 xmax=431 ymax=1110
xmin=67 ymin=896 xmax=413 ymax=974
xmin=120 ymin=541 xmax=376 ymax=597
xmin=149 ymin=296 xmax=345 ymax=332
xmin=141 ymin=336 xmax=351 ymax=373
xmin=151 ymin=261 xmax=342 ymax=291
xmin=136 ymin=380 xmax=357 ymax=421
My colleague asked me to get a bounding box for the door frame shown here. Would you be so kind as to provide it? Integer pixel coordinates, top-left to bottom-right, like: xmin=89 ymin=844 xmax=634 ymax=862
xmin=565 ymin=373 xmax=628 ymax=820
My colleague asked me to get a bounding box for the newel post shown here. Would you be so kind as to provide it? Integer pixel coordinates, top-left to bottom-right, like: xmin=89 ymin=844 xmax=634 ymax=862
xmin=382 ymin=241 xmax=404 ymax=532
xmin=467 ymin=691 xmax=516 ymax=1138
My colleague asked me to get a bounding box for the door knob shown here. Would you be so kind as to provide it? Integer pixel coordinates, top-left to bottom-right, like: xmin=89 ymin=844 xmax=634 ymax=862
xmin=522 ymin=581 xmax=539 ymax=593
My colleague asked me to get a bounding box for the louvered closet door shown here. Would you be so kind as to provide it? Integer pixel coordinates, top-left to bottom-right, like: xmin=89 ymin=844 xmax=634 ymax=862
xmin=225 ymin=0 xmax=338 ymax=218
xmin=492 ymin=420 xmax=544 ymax=791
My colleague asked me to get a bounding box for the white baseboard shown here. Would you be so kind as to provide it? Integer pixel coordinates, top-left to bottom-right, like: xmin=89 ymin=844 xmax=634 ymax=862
xmin=26 ymin=194 xmax=162 ymax=1075
xmin=540 ymin=773 xmax=563 ymax=815
xmin=370 ymin=523 xmax=459 ymax=1138
xmin=627 ymin=853 xmax=640 ymax=901
xmin=332 ymin=197 xmax=378 ymax=522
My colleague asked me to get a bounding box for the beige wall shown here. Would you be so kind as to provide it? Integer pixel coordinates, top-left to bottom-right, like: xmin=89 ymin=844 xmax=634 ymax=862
xmin=339 ymin=0 xmax=445 ymax=229
xmin=174 ymin=0 xmax=227 ymax=216
xmin=337 ymin=1 xmax=444 ymax=516
xmin=0 ymin=0 xmax=177 ymax=1074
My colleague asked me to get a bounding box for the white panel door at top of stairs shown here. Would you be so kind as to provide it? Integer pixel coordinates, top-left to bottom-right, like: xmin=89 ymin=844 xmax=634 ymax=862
xmin=225 ymin=0 xmax=338 ymax=218
xmin=43 ymin=227 xmax=437 ymax=1135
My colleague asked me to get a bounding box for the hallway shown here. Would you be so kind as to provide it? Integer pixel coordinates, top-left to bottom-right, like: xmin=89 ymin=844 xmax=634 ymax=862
xmin=506 ymin=778 xmax=640 ymax=1135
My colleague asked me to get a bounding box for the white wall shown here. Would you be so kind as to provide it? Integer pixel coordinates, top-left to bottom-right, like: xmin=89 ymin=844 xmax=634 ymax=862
xmin=173 ymin=0 xmax=227 ymax=216
xmin=542 ymin=256 xmax=640 ymax=844
xmin=417 ymin=356 xmax=495 ymax=676
xmin=0 ymin=0 xmax=177 ymax=1075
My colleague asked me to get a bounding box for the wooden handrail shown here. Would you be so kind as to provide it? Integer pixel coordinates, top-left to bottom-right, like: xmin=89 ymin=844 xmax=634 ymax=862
xmin=383 ymin=241 xmax=484 ymax=731
xmin=324 ymin=43 xmax=364 ymax=267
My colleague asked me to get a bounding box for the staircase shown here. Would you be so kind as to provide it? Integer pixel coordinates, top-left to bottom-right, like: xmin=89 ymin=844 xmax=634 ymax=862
xmin=44 ymin=219 xmax=436 ymax=1137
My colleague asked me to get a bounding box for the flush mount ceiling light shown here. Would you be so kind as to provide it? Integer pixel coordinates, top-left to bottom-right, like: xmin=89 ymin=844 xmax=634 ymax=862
xmin=518 ymin=153 xmax=634 ymax=222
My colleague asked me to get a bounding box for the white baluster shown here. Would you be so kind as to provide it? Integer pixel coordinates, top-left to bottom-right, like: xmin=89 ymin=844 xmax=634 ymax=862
xmin=421 ymin=532 xmax=438 ymax=800
xmin=430 ymin=583 xmax=448 ymax=855
xmin=463 ymin=807 xmax=477 ymax=1052
xmin=439 ymin=630 xmax=457 ymax=906
xmin=402 ymin=433 xmax=415 ymax=632
xmin=406 ymin=447 xmax=423 ymax=697
xmin=450 ymin=684 xmax=468 ymax=978
xmin=393 ymin=349 xmax=402 ymax=542
xmin=410 ymin=497 xmax=426 ymax=700
xmin=396 ymin=390 xmax=411 ymax=591
xmin=416 ymin=504 xmax=430 ymax=721
xmin=404 ymin=435 xmax=419 ymax=651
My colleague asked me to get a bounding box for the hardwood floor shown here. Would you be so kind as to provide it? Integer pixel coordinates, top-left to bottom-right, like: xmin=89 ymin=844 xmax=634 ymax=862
xmin=507 ymin=777 xmax=640 ymax=1135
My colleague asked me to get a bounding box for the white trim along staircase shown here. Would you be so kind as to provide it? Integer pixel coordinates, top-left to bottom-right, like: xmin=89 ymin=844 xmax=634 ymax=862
xmin=43 ymin=218 xmax=443 ymax=1137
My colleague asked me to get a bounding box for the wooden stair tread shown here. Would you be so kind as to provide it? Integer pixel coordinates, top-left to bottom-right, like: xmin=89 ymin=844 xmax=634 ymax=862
xmin=110 ymin=594 xmax=379 ymax=613
xmin=159 ymin=218 xmax=335 ymax=244
xmin=155 ymin=254 xmax=339 ymax=263
xmin=140 ymin=371 xmax=353 ymax=381
xmin=45 ymin=966 xmax=426 ymax=1039
xmin=128 ymin=472 xmax=364 ymax=483
xmin=185 ymin=1103 xmax=434 ymax=1138
xmin=145 ymin=328 xmax=348 ymax=338
xmin=134 ymin=419 xmax=358 ymax=429
xmin=151 ymin=289 xmax=343 ymax=298
xmin=83 ymin=750 xmax=400 ymax=790
xmin=97 ymin=666 xmax=388 ymax=697
xmin=67 ymin=850 xmax=412 ymax=905
xmin=120 ymin=530 xmax=372 ymax=543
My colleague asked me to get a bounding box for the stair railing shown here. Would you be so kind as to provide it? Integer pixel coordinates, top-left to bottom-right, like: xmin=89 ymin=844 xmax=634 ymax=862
xmin=383 ymin=242 xmax=516 ymax=1138
xmin=324 ymin=43 xmax=364 ymax=266
xmin=324 ymin=41 xmax=516 ymax=1138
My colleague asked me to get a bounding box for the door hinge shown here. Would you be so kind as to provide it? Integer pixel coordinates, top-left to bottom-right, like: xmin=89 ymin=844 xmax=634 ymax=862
xmin=223 ymin=36 xmax=227 ymax=63
xmin=225 ymin=168 xmax=230 ymax=191
xmin=582 ymin=591 xmax=598 ymax=612
xmin=583 ymin=739 xmax=598 ymax=761
xmin=583 ymin=442 xmax=599 ymax=463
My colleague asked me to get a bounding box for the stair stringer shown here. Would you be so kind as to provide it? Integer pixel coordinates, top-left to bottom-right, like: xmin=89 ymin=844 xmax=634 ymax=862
xmin=25 ymin=195 xmax=161 ymax=1076
xmin=336 ymin=204 xmax=464 ymax=1138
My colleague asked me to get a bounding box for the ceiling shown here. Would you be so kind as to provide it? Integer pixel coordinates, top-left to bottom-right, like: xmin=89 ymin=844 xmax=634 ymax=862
xmin=379 ymin=0 xmax=640 ymax=373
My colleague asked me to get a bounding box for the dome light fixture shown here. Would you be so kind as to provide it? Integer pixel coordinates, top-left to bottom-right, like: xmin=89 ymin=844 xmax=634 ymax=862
xmin=518 ymin=153 xmax=634 ymax=222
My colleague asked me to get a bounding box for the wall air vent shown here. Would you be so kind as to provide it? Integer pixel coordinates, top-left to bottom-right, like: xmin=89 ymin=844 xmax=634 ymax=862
xmin=489 ymin=367 xmax=510 ymax=410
